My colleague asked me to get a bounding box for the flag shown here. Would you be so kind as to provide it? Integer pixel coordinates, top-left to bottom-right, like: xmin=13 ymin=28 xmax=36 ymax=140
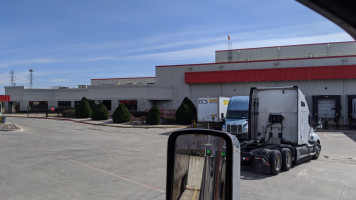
xmin=228 ymin=35 xmax=230 ymax=40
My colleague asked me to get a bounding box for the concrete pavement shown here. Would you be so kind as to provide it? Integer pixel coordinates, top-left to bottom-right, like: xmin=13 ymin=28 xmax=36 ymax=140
xmin=0 ymin=117 xmax=355 ymax=199
xmin=4 ymin=113 xmax=189 ymax=129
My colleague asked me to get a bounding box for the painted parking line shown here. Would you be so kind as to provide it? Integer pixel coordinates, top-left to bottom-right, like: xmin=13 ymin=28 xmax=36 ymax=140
xmin=56 ymin=155 xmax=165 ymax=194
xmin=319 ymin=132 xmax=331 ymax=141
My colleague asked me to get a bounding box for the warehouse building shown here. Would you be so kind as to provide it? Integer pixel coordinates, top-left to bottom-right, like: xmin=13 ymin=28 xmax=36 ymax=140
xmin=5 ymin=41 xmax=356 ymax=125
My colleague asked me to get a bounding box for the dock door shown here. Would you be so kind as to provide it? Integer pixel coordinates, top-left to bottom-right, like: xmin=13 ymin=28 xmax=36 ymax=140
xmin=347 ymin=95 xmax=356 ymax=127
xmin=312 ymin=95 xmax=341 ymax=125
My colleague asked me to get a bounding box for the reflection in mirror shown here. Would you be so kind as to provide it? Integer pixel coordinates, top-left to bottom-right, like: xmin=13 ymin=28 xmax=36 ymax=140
xmin=172 ymin=134 xmax=227 ymax=200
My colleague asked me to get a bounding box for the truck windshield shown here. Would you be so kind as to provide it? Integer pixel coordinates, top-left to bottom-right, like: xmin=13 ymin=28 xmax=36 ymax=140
xmin=226 ymin=110 xmax=248 ymax=119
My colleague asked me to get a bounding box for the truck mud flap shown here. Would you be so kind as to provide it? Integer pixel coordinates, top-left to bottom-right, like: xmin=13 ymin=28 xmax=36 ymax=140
xmin=254 ymin=155 xmax=270 ymax=174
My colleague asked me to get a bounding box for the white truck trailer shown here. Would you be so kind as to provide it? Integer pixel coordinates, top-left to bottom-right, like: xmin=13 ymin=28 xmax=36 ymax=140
xmin=241 ymin=86 xmax=321 ymax=175
xmin=197 ymin=97 xmax=230 ymax=123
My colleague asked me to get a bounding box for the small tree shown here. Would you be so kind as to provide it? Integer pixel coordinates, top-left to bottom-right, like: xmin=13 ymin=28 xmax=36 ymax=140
xmin=113 ymin=104 xmax=131 ymax=123
xmin=146 ymin=105 xmax=161 ymax=125
xmin=75 ymin=98 xmax=92 ymax=118
xmin=182 ymin=97 xmax=197 ymax=120
xmin=175 ymin=103 xmax=193 ymax=125
xmin=87 ymin=99 xmax=97 ymax=111
xmin=92 ymin=103 xmax=109 ymax=120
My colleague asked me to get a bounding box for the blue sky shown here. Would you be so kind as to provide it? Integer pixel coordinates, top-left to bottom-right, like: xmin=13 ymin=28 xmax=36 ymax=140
xmin=0 ymin=0 xmax=353 ymax=94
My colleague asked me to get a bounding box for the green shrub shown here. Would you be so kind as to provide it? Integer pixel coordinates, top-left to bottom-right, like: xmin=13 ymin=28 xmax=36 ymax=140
xmin=146 ymin=105 xmax=161 ymax=125
xmin=182 ymin=97 xmax=197 ymax=119
xmin=162 ymin=116 xmax=176 ymax=124
xmin=92 ymin=103 xmax=109 ymax=120
xmin=113 ymin=104 xmax=131 ymax=123
xmin=175 ymin=103 xmax=193 ymax=125
xmin=87 ymin=99 xmax=97 ymax=111
xmin=75 ymin=98 xmax=92 ymax=118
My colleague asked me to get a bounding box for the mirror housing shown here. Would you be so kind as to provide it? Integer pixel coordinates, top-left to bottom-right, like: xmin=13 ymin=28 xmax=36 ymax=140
xmin=308 ymin=114 xmax=318 ymax=128
xmin=166 ymin=128 xmax=240 ymax=200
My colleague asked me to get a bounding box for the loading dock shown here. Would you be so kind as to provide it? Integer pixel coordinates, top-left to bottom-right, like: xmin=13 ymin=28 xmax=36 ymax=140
xmin=347 ymin=95 xmax=356 ymax=128
xmin=312 ymin=95 xmax=341 ymax=127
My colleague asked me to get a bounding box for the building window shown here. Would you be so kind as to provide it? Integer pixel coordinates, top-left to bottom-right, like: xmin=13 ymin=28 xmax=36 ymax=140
xmin=74 ymin=101 xmax=81 ymax=108
xmin=102 ymin=100 xmax=112 ymax=110
xmin=119 ymin=100 xmax=137 ymax=111
xmin=29 ymin=101 xmax=48 ymax=112
xmin=301 ymin=101 xmax=306 ymax=107
xmin=58 ymin=101 xmax=72 ymax=108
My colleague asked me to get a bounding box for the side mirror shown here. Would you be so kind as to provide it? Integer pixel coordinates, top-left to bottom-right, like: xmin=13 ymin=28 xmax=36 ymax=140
xmin=308 ymin=114 xmax=318 ymax=128
xmin=166 ymin=129 xmax=240 ymax=200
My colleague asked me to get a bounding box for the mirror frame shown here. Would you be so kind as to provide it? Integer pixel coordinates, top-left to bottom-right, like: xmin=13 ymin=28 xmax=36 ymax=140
xmin=166 ymin=128 xmax=240 ymax=200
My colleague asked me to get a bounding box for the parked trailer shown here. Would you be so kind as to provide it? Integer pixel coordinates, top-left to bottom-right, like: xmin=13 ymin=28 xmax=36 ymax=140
xmin=241 ymin=86 xmax=321 ymax=175
xmin=197 ymin=97 xmax=230 ymax=123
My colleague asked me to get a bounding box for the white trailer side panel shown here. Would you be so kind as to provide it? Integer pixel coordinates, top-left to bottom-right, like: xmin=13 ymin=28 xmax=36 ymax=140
xmin=197 ymin=97 xmax=218 ymax=122
xmin=218 ymin=97 xmax=230 ymax=120
xmin=197 ymin=97 xmax=230 ymax=122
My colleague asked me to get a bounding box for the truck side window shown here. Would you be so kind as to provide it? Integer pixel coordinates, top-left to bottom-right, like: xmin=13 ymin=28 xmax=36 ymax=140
xmin=301 ymin=101 xmax=306 ymax=107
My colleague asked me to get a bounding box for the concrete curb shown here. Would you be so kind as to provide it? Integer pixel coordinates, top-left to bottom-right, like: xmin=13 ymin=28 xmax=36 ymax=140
xmin=4 ymin=115 xmax=189 ymax=129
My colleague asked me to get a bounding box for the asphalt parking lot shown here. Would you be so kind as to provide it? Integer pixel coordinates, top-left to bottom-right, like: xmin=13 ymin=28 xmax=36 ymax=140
xmin=1 ymin=117 xmax=356 ymax=200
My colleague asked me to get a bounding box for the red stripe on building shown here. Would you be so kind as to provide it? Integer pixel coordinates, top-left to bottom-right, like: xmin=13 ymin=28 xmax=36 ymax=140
xmin=185 ymin=65 xmax=356 ymax=84
xmin=0 ymin=95 xmax=10 ymax=102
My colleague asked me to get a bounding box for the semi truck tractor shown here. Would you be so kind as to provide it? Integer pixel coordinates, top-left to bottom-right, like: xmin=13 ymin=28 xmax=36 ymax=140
xmin=222 ymin=96 xmax=249 ymax=141
xmin=241 ymin=86 xmax=321 ymax=175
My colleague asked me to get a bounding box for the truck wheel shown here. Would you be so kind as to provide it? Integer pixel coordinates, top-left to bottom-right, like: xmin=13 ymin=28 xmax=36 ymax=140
xmin=312 ymin=144 xmax=321 ymax=160
xmin=281 ymin=148 xmax=292 ymax=171
xmin=262 ymin=149 xmax=272 ymax=159
xmin=269 ymin=150 xmax=282 ymax=175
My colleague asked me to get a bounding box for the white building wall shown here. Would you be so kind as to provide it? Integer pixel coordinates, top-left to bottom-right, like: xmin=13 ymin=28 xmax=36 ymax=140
xmin=156 ymin=54 xmax=356 ymax=115
xmin=5 ymin=85 xmax=172 ymax=112
xmin=91 ymin=77 xmax=155 ymax=85
xmin=215 ymin=41 xmax=356 ymax=62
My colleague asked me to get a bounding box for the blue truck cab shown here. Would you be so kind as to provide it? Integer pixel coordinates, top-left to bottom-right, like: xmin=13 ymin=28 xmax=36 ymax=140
xmin=222 ymin=96 xmax=249 ymax=140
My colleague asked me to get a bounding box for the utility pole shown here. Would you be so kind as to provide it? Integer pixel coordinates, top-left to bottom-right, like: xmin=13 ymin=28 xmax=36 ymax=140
xmin=29 ymin=69 xmax=34 ymax=89
xmin=10 ymin=70 xmax=15 ymax=86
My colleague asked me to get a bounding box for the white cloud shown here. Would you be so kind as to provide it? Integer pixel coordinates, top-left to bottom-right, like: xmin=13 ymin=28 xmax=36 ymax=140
xmin=0 ymin=59 xmax=59 ymax=69
xmin=50 ymin=78 xmax=69 ymax=83
xmin=81 ymin=56 xmax=115 ymax=62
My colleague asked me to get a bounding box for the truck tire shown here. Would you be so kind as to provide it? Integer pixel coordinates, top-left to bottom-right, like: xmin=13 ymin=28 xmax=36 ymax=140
xmin=312 ymin=144 xmax=321 ymax=160
xmin=262 ymin=149 xmax=272 ymax=159
xmin=281 ymin=148 xmax=292 ymax=171
xmin=269 ymin=150 xmax=282 ymax=175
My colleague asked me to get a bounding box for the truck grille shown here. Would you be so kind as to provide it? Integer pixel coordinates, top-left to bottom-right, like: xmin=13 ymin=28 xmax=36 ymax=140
xmin=227 ymin=125 xmax=242 ymax=133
